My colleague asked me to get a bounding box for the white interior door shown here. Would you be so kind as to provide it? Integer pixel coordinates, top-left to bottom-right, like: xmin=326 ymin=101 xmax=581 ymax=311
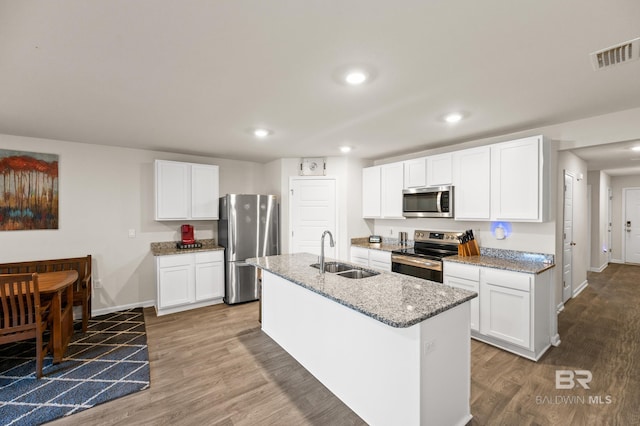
xmin=562 ymin=172 xmax=574 ymax=303
xmin=624 ymin=188 xmax=640 ymax=264
xmin=290 ymin=178 xmax=337 ymax=259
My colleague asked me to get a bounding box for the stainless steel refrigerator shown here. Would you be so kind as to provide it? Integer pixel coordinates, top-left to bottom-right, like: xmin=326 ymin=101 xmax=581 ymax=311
xmin=218 ymin=194 xmax=279 ymax=304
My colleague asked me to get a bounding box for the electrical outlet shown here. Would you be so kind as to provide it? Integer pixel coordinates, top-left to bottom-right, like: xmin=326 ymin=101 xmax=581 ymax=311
xmin=94 ymin=279 xmax=102 ymax=289
xmin=128 ymin=229 xmax=136 ymax=238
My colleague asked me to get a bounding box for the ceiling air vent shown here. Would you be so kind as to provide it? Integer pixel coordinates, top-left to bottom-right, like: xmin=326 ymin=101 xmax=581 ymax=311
xmin=590 ymin=37 xmax=640 ymax=70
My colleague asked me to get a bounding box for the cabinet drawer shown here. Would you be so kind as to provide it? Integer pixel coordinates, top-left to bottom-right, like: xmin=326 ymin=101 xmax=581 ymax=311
xmin=369 ymin=249 xmax=391 ymax=264
xmin=484 ymin=268 xmax=530 ymax=292
xmin=444 ymin=262 xmax=480 ymax=281
xmin=196 ymin=250 xmax=223 ymax=263
xmin=158 ymin=254 xmax=193 ymax=268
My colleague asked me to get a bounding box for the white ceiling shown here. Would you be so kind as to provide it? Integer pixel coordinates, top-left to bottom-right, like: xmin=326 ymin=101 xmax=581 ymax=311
xmin=1 ymin=1 xmax=640 ymax=170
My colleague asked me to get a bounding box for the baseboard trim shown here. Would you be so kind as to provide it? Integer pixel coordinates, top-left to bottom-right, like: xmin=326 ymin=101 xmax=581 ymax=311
xmin=551 ymin=334 xmax=561 ymax=347
xmin=610 ymin=258 xmax=624 ymax=264
xmin=573 ymin=280 xmax=589 ymax=297
xmin=92 ymin=300 xmax=156 ymax=317
xmin=589 ymin=263 xmax=608 ymax=273
xmin=556 ymin=303 xmax=565 ymax=313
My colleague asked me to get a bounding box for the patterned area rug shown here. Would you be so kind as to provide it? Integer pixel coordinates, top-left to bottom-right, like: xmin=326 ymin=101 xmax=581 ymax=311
xmin=0 ymin=308 xmax=150 ymax=425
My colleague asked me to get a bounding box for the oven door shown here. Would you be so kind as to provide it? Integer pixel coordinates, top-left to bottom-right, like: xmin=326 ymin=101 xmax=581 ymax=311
xmin=391 ymin=254 xmax=443 ymax=283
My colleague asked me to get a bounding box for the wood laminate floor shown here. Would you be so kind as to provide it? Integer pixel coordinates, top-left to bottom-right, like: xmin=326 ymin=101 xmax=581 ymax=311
xmin=51 ymin=264 xmax=640 ymax=425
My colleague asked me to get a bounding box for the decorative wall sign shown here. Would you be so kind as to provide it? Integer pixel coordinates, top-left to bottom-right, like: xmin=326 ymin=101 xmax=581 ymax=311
xmin=0 ymin=149 xmax=59 ymax=230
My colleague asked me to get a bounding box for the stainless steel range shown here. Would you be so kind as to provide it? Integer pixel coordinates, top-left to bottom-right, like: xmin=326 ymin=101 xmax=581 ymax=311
xmin=391 ymin=229 xmax=462 ymax=283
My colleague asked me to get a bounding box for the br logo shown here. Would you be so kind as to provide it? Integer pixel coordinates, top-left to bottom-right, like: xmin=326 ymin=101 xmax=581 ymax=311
xmin=556 ymin=370 xmax=592 ymax=389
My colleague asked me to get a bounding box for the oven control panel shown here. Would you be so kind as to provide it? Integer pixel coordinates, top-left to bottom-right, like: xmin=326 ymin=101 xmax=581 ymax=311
xmin=414 ymin=230 xmax=462 ymax=244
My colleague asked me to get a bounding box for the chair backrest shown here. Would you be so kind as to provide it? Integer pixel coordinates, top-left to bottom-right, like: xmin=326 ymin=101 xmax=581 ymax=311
xmin=0 ymin=273 xmax=40 ymax=339
xmin=0 ymin=256 xmax=91 ymax=293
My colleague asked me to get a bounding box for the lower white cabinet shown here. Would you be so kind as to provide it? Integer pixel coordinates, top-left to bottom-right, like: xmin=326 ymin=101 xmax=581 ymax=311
xmin=156 ymin=250 xmax=224 ymax=315
xmin=480 ymin=269 xmax=531 ymax=349
xmin=443 ymin=261 xmax=554 ymax=361
xmin=443 ymin=263 xmax=480 ymax=332
xmin=350 ymin=246 xmax=392 ymax=271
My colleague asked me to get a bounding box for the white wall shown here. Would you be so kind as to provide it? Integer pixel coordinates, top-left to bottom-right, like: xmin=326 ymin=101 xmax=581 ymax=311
xmin=0 ymin=133 xmax=263 ymax=312
xmin=587 ymin=171 xmax=612 ymax=271
xmin=610 ymin=174 xmax=640 ymax=263
xmin=264 ymin=157 xmax=372 ymax=261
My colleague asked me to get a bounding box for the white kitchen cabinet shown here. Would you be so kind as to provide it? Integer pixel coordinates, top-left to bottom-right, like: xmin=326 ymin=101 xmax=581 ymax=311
xmin=156 ymin=250 xmax=224 ymax=315
xmin=443 ymin=263 xmax=480 ymax=332
xmin=480 ymin=269 xmax=531 ymax=349
xmin=155 ymin=160 xmax=219 ymax=221
xmin=362 ymin=166 xmax=382 ymax=218
xmin=350 ymin=246 xmax=392 ymax=271
xmin=403 ymin=157 xmax=427 ymax=189
xmin=426 ymin=153 xmax=453 ymax=186
xmin=157 ymin=254 xmax=194 ymax=309
xmin=350 ymin=246 xmax=371 ymax=267
xmin=194 ymin=252 xmax=225 ymax=301
xmin=491 ymin=135 xmax=548 ymax=222
xmin=381 ymin=162 xmax=404 ymax=218
xmin=452 ymin=146 xmax=491 ymax=220
xmin=362 ymin=162 xmax=404 ymax=219
xmin=369 ymin=249 xmax=392 ymax=271
xmin=443 ymin=261 xmax=554 ymax=361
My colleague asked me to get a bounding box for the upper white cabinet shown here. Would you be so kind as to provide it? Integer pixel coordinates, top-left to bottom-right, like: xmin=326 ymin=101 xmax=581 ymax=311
xmin=155 ymin=160 xmax=219 ymax=220
xmin=452 ymin=146 xmax=491 ymax=220
xmin=362 ymin=162 xmax=404 ymax=219
xmin=491 ymin=136 xmax=548 ymax=222
xmin=426 ymin=153 xmax=453 ymax=186
xmin=381 ymin=162 xmax=404 ymax=218
xmin=362 ymin=166 xmax=382 ymax=218
xmin=452 ymin=135 xmax=548 ymax=222
xmin=403 ymin=157 xmax=427 ymax=189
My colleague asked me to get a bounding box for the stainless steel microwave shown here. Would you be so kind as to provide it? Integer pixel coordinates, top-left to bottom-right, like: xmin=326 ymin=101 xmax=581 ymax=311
xmin=402 ymin=185 xmax=454 ymax=218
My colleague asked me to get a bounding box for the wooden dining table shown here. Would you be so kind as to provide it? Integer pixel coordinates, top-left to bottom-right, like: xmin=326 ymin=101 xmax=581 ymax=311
xmin=39 ymin=270 xmax=78 ymax=363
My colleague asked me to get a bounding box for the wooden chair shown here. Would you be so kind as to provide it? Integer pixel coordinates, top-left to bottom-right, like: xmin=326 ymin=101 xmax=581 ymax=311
xmin=0 ymin=255 xmax=92 ymax=332
xmin=0 ymin=273 xmax=52 ymax=378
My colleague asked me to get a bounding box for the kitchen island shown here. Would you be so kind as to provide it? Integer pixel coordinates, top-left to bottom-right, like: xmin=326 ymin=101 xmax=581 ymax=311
xmin=247 ymin=253 xmax=477 ymax=426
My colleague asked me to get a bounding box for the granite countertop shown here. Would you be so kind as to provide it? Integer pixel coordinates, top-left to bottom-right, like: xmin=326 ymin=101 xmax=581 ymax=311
xmin=247 ymin=253 xmax=476 ymax=328
xmin=150 ymin=239 xmax=225 ymax=256
xmin=444 ymin=248 xmax=555 ymax=274
xmin=350 ymin=237 xmax=408 ymax=252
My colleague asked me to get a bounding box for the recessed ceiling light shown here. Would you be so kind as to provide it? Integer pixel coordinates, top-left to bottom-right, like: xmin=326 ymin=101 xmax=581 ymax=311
xmin=333 ymin=65 xmax=377 ymax=86
xmin=444 ymin=113 xmax=463 ymax=124
xmin=340 ymin=146 xmax=352 ymax=153
xmin=252 ymin=128 xmax=272 ymax=138
xmin=631 ymin=146 xmax=640 ymax=152
xmin=345 ymin=70 xmax=368 ymax=85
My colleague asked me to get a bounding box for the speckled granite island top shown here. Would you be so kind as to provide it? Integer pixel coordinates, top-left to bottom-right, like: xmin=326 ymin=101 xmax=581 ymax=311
xmin=444 ymin=247 xmax=555 ymax=274
xmin=150 ymin=239 xmax=224 ymax=256
xmin=247 ymin=253 xmax=477 ymax=328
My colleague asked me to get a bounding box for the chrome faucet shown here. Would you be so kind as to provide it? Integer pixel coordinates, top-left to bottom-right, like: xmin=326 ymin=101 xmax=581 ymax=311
xmin=319 ymin=230 xmax=335 ymax=274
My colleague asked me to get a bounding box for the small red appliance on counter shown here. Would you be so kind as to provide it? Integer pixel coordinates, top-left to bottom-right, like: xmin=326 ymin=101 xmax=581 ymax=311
xmin=181 ymin=224 xmax=195 ymax=244
xmin=176 ymin=224 xmax=202 ymax=249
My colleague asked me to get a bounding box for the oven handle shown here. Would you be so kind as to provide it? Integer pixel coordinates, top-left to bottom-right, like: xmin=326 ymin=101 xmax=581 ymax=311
xmin=391 ymin=255 xmax=442 ymax=271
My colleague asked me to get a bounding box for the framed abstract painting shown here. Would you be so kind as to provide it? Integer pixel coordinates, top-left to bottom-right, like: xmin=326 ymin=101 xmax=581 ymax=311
xmin=0 ymin=149 xmax=59 ymax=230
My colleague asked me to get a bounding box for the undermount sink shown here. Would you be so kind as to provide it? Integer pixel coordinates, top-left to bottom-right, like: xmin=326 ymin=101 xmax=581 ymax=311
xmin=336 ymin=269 xmax=380 ymax=279
xmin=310 ymin=262 xmax=379 ymax=279
xmin=310 ymin=262 xmax=354 ymax=273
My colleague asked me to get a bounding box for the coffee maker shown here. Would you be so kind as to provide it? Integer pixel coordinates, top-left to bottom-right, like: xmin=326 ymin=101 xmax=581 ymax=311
xmin=181 ymin=224 xmax=195 ymax=244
